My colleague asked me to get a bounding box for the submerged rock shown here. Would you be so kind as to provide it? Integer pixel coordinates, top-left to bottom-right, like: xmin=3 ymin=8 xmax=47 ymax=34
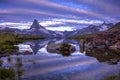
xmin=47 ymin=43 xmax=76 ymax=56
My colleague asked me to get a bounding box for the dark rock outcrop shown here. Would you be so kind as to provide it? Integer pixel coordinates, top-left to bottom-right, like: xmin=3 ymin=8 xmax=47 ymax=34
xmin=47 ymin=43 xmax=76 ymax=56
xmin=86 ymin=48 xmax=120 ymax=65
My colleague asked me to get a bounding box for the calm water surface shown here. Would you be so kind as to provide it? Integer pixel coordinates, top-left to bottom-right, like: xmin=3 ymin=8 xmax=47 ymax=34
xmin=1 ymin=39 xmax=120 ymax=80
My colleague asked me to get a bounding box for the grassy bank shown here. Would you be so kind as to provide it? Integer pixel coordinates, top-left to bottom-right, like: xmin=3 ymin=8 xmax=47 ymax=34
xmin=104 ymin=73 xmax=120 ymax=80
xmin=0 ymin=56 xmax=24 ymax=80
xmin=0 ymin=30 xmax=44 ymax=54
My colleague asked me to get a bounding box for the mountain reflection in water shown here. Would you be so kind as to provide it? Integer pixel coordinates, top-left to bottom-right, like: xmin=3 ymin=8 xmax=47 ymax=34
xmin=18 ymin=39 xmax=82 ymax=55
xmin=1 ymin=39 xmax=120 ymax=80
xmin=18 ymin=39 xmax=120 ymax=65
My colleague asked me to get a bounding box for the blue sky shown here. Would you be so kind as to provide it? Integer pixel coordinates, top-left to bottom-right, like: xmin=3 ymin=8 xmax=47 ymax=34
xmin=0 ymin=0 xmax=120 ymax=31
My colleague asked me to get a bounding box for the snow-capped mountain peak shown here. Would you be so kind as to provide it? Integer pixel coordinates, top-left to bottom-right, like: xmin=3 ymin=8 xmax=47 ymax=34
xmin=26 ymin=19 xmax=64 ymax=37
xmin=30 ymin=19 xmax=45 ymax=30
xmin=30 ymin=19 xmax=40 ymax=30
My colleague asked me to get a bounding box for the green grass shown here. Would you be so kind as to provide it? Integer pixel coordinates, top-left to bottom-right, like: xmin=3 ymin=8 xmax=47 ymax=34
xmin=0 ymin=68 xmax=15 ymax=80
xmin=0 ymin=30 xmax=44 ymax=54
xmin=0 ymin=60 xmax=3 ymax=67
xmin=0 ymin=30 xmax=44 ymax=79
xmin=104 ymin=73 xmax=120 ymax=80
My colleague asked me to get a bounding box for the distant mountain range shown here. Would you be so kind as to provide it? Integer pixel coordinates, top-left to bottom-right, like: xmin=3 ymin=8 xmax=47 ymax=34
xmin=0 ymin=19 xmax=114 ymax=38
xmin=70 ymin=22 xmax=113 ymax=37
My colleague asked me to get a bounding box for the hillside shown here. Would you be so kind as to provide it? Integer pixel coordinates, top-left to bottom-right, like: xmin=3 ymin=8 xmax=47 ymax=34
xmin=87 ymin=22 xmax=120 ymax=48
xmin=108 ymin=22 xmax=120 ymax=31
xmin=0 ymin=30 xmax=43 ymax=54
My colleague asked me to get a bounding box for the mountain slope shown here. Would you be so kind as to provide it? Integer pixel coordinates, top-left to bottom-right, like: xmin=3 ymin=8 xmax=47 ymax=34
xmin=108 ymin=22 xmax=120 ymax=31
xmin=76 ymin=22 xmax=113 ymax=35
xmin=88 ymin=22 xmax=120 ymax=47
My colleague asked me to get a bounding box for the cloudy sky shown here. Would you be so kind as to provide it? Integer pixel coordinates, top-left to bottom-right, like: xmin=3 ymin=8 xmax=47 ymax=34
xmin=0 ymin=0 xmax=120 ymax=31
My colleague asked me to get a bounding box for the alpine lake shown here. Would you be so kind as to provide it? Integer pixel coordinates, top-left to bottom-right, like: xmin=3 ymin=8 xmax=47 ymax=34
xmin=0 ymin=39 xmax=120 ymax=80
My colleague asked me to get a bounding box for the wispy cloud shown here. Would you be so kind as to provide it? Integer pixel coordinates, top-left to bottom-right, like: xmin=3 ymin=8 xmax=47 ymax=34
xmin=40 ymin=18 xmax=103 ymax=27
xmin=23 ymin=0 xmax=120 ymax=22
xmin=81 ymin=0 xmax=120 ymax=14
xmin=0 ymin=22 xmax=31 ymax=29
xmin=0 ymin=0 xmax=120 ymax=31
xmin=46 ymin=26 xmax=74 ymax=31
xmin=0 ymin=8 xmax=81 ymax=20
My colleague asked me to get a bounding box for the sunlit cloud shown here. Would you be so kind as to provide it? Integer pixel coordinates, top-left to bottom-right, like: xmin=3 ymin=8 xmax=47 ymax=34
xmin=0 ymin=22 xmax=31 ymax=29
xmin=40 ymin=20 xmax=65 ymax=27
xmin=39 ymin=18 xmax=103 ymax=27
xmin=53 ymin=19 xmax=103 ymax=24
xmin=46 ymin=26 xmax=74 ymax=31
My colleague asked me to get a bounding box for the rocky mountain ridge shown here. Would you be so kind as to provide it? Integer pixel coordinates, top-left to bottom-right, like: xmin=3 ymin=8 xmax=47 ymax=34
xmin=0 ymin=19 xmax=114 ymax=38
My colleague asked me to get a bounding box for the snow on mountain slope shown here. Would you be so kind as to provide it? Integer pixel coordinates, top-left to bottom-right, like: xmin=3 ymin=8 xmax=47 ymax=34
xmin=38 ymin=27 xmax=50 ymax=34
xmin=54 ymin=31 xmax=64 ymax=36
xmin=99 ymin=25 xmax=108 ymax=31
xmin=99 ymin=22 xmax=113 ymax=31
xmin=72 ymin=22 xmax=114 ymax=36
